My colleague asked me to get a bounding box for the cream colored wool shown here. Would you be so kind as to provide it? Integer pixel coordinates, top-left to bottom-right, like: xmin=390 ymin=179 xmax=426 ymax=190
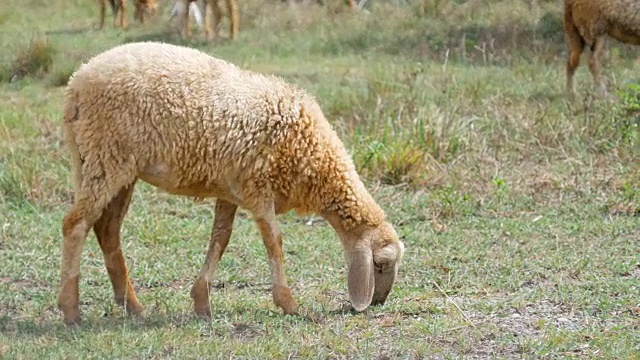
xmin=65 ymin=42 xmax=383 ymax=229
xmin=58 ymin=42 xmax=404 ymax=326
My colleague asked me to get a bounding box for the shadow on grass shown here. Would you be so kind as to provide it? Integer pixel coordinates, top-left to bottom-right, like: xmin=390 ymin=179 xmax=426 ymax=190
xmin=0 ymin=307 xmax=256 ymax=336
xmin=0 ymin=301 xmax=345 ymax=337
xmin=0 ymin=313 xmax=200 ymax=339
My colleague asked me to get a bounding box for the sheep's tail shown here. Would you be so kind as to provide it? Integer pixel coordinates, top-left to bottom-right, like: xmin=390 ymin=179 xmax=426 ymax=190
xmin=62 ymin=90 xmax=84 ymax=195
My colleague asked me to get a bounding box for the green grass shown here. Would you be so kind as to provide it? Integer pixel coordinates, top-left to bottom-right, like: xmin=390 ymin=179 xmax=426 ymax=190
xmin=0 ymin=0 xmax=639 ymax=358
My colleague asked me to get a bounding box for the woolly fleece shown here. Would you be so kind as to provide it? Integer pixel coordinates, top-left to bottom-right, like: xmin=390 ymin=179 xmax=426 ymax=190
xmin=63 ymin=42 xmax=386 ymax=231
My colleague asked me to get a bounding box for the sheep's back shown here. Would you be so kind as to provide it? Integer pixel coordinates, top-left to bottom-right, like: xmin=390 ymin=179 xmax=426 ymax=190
xmin=567 ymin=0 xmax=640 ymax=41
xmin=600 ymin=0 xmax=640 ymax=35
xmin=65 ymin=42 xmax=322 ymax=206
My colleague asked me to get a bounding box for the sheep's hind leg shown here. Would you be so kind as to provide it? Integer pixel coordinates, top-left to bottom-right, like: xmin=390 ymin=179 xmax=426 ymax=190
xmin=99 ymin=0 xmax=107 ymax=29
xmin=564 ymin=20 xmax=585 ymax=98
xmin=588 ymin=36 xmax=608 ymax=97
xmin=254 ymin=202 xmax=298 ymax=315
xmin=93 ymin=181 xmax=143 ymax=317
xmin=225 ymin=0 xmax=239 ymax=40
xmin=191 ymin=199 xmax=237 ymax=318
xmin=59 ymin=205 xmax=94 ymax=326
xmin=59 ymin=178 xmax=133 ymax=326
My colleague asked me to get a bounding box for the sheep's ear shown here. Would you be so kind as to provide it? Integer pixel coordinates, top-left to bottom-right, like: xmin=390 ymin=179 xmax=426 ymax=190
xmin=347 ymin=247 xmax=375 ymax=312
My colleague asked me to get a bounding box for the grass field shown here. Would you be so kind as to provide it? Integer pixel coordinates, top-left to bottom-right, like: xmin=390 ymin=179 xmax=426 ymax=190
xmin=0 ymin=0 xmax=639 ymax=358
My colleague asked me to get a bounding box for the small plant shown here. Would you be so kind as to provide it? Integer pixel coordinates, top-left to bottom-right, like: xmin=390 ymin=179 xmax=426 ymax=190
xmin=615 ymin=83 xmax=640 ymax=143
xmin=537 ymin=10 xmax=563 ymax=40
xmin=49 ymin=64 xmax=76 ymax=87
xmin=353 ymin=138 xmax=427 ymax=185
xmin=9 ymin=36 xmax=55 ymax=82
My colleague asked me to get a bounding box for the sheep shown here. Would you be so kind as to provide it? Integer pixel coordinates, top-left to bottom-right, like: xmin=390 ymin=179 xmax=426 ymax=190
xmin=58 ymin=41 xmax=405 ymax=326
xmin=170 ymin=0 xmax=204 ymax=30
xmin=564 ymin=0 xmax=640 ymax=97
xmin=99 ymin=0 xmax=158 ymax=29
xmin=180 ymin=0 xmax=239 ymax=41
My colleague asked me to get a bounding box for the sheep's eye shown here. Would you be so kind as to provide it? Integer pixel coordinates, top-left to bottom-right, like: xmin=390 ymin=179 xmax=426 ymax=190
xmin=373 ymin=261 xmax=386 ymax=273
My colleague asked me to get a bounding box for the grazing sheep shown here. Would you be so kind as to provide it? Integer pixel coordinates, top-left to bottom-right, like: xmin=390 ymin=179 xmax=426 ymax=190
xmin=564 ymin=0 xmax=640 ymax=97
xmin=170 ymin=0 xmax=204 ymax=30
xmin=58 ymin=42 xmax=405 ymax=326
xmin=99 ymin=0 xmax=158 ymax=29
xmin=180 ymin=0 xmax=239 ymax=41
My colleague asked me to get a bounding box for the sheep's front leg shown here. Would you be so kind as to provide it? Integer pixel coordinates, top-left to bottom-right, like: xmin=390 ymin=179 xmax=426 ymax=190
xmin=191 ymin=199 xmax=237 ymax=318
xmin=225 ymin=0 xmax=239 ymax=40
xmin=99 ymin=0 xmax=107 ymax=29
xmin=115 ymin=0 xmax=127 ymax=28
xmin=565 ymin=22 xmax=585 ymax=98
xmin=205 ymin=0 xmax=223 ymax=42
xmin=588 ymin=36 xmax=607 ymax=97
xmin=254 ymin=204 xmax=298 ymax=315
xmin=180 ymin=0 xmax=192 ymax=38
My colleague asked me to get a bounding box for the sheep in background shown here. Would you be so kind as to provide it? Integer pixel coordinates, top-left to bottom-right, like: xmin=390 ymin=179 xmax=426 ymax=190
xmin=564 ymin=0 xmax=640 ymax=97
xmin=58 ymin=42 xmax=405 ymax=326
xmin=99 ymin=0 xmax=158 ymax=29
xmin=180 ymin=0 xmax=239 ymax=41
xmin=170 ymin=0 xmax=204 ymax=30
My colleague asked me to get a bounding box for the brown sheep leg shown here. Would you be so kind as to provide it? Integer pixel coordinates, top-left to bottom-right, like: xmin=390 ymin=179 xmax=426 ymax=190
xmin=566 ymin=44 xmax=584 ymax=97
xmin=59 ymin=198 xmax=116 ymax=326
xmin=115 ymin=0 xmax=127 ymax=28
xmin=204 ymin=0 xmax=223 ymax=42
xmin=563 ymin=4 xmax=584 ymax=98
xmin=58 ymin=207 xmax=92 ymax=326
xmin=191 ymin=199 xmax=237 ymax=318
xmin=99 ymin=0 xmax=107 ymax=29
xmin=134 ymin=1 xmax=144 ymax=23
xmin=564 ymin=19 xmax=584 ymax=97
xmin=59 ymin=162 xmax=137 ymax=326
xmin=588 ymin=37 xmax=607 ymax=97
xmin=92 ymin=182 xmax=144 ymax=317
xmin=254 ymin=204 xmax=298 ymax=315
xmin=181 ymin=0 xmax=192 ymax=38
xmin=225 ymin=0 xmax=239 ymax=41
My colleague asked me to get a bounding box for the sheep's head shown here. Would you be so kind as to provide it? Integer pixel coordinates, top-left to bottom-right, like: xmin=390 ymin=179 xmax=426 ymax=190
xmin=345 ymin=221 xmax=405 ymax=311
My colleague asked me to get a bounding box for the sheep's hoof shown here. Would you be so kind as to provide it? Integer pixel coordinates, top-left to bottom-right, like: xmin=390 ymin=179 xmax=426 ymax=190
xmin=58 ymin=298 xmax=82 ymax=327
xmin=115 ymin=296 xmax=144 ymax=316
xmin=63 ymin=313 xmax=82 ymax=328
xmin=190 ymin=277 xmax=212 ymax=318
xmin=194 ymin=306 xmax=212 ymax=319
xmin=125 ymin=302 xmax=145 ymax=316
xmin=281 ymin=305 xmax=299 ymax=316
xmin=273 ymin=285 xmax=298 ymax=315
